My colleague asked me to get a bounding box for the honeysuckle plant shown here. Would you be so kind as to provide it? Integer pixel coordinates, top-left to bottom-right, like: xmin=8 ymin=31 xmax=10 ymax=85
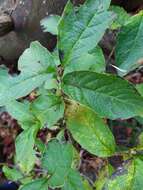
xmin=1 ymin=0 xmax=143 ymax=189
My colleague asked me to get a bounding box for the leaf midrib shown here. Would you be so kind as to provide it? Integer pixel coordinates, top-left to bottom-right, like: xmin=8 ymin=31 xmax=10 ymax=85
xmin=64 ymin=9 xmax=100 ymax=64
xmin=66 ymin=82 xmax=143 ymax=110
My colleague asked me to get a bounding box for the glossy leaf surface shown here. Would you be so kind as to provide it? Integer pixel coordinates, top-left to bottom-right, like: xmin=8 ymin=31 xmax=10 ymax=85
xmin=58 ymin=0 xmax=113 ymax=65
xmin=115 ymin=11 xmax=143 ymax=76
xmin=63 ymin=71 xmax=143 ymax=119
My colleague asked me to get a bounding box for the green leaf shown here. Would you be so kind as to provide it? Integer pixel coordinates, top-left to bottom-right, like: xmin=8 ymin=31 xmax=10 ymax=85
xmin=31 ymin=94 xmax=65 ymax=128
xmin=115 ymin=11 xmax=143 ymax=76
xmin=110 ymin=6 xmax=130 ymax=30
xmin=71 ymin=148 xmax=80 ymax=170
xmin=15 ymin=126 xmax=39 ymax=173
xmin=104 ymin=158 xmax=143 ymax=190
xmin=6 ymin=93 xmax=64 ymax=129
xmin=64 ymin=46 xmax=105 ymax=75
xmin=135 ymin=116 xmax=143 ymax=125
xmin=20 ymin=176 xmax=33 ymax=185
xmin=42 ymin=139 xmax=74 ymax=188
xmin=52 ymin=48 xmax=61 ymax=66
xmin=44 ymin=78 xmax=58 ymax=90
xmin=83 ymin=180 xmax=93 ymax=190
xmin=136 ymin=83 xmax=143 ymax=96
xmin=35 ymin=138 xmax=46 ymax=153
xmin=58 ymin=0 xmax=114 ymax=65
xmin=41 ymin=15 xmax=60 ymax=35
xmin=135 ymin=84 xmax=143 ymax=124
xmin=6 ymin=101 xmax=35 ymax=130
xmin=20 ymin=178 xmax=48 ymax=190
xmin=63 ymin=71 xmax=143 ymax=119
xmin=0 ymin=74 xmax=48 ymax=106
xmin=62 ymin=169 xmax=85 ymax=190
xmin=94 ymin=164 xmax=114 ymax=190
xmin=0 ymin=42 xmax=55 ymax=106
xmin=3 ymin=166 xmax=23 ymax=181
xmin=66 ymin=101 xmax=116 ymax=157
xmin=18 ymin=41 xmax=55 ymax=75
xmin=137 ymin=133 xmax=143 ymax=148
xmin=56 ymin=129 xmax=66 ymax=142
xmin=0 ymin=67 xmax=12 ymax=90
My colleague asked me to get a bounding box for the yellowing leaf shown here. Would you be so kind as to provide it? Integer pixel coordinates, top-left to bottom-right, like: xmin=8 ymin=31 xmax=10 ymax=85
xmin=104 ymin=158 xmax=143 ymax=190
xmin=66 ymin=101 xmax=116 ymax=157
